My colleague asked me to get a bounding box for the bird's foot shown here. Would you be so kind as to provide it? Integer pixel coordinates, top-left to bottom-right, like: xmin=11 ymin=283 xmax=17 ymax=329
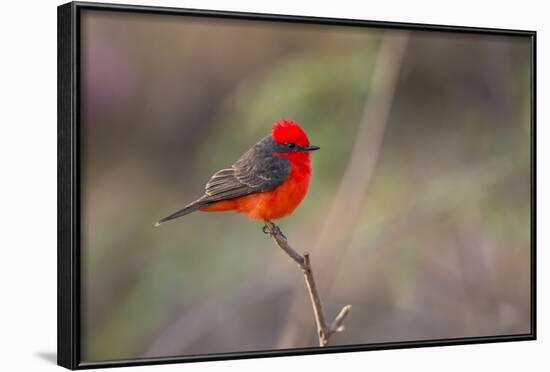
xmin=263 ymin=222 xmax=286 ymax=239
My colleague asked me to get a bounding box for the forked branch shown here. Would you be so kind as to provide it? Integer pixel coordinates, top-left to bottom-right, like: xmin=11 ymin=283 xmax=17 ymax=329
xmin=263 ymin=221 xmax=352 ymax=346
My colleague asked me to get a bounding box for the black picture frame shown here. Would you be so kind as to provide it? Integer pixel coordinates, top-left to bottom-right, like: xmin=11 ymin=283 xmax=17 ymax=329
xmin=58 ymin=1 xmax=537 ymax=370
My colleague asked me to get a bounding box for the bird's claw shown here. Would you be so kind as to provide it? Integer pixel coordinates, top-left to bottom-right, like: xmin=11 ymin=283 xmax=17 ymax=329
xmin=263 ymin=222 xmax=287 ymax=240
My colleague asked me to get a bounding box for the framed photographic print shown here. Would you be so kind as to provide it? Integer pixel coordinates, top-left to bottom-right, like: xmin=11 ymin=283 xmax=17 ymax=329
xmin=58 ymin=1 xmax=536 ymax=369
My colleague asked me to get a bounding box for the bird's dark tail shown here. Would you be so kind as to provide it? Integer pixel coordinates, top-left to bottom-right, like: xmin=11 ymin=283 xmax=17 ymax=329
xmin=155 ymin=199 xmax=206 ymax=227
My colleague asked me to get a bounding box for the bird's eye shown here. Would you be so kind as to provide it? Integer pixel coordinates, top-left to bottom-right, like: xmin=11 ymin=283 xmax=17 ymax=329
xmin=287 ymin=142 xmax=296 ymax=149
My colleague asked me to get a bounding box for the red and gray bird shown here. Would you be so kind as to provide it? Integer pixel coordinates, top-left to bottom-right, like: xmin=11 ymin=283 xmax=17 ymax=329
xmin=155 ymin=119 xmax=319 ymax=226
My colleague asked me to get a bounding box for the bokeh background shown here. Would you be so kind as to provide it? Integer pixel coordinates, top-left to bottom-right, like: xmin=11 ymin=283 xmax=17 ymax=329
xmin=79 ymin=9 xmax=532 ymax=362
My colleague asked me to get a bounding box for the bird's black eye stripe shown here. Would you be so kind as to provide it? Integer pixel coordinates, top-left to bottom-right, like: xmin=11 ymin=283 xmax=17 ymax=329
xmin=287 ymin=142 xmax=296 ymax=149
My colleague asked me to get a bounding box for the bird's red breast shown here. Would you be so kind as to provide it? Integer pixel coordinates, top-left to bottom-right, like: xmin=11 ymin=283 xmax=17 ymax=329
xmin=201 ymin=148 xmax=312 ymax=220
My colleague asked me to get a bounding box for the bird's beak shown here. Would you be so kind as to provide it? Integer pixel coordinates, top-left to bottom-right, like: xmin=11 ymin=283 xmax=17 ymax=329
xmin=304 ymin=144 xmax=320 ymax=151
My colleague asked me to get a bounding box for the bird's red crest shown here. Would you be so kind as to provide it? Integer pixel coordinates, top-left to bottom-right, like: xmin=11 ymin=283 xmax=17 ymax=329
xmin=272 ymin=119 xmax=310 ymax=147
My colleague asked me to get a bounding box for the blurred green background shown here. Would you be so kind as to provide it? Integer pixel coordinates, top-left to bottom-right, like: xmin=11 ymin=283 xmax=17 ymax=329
xmin=79 ymin=9 xmax=532 ymax=362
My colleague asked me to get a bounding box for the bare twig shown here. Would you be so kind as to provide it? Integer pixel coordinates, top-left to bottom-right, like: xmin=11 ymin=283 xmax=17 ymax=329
xmin=264 ymin=221 xmax=351 ymax=347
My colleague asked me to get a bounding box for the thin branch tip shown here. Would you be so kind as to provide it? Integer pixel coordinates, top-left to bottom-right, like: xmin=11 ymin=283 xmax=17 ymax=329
xmin=263 ymin=221 xmax=351 ymax=347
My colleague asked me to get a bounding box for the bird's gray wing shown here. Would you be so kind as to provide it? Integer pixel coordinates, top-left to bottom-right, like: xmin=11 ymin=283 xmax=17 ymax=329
xmin=200 ymin=137 xmax=290 ymax=203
